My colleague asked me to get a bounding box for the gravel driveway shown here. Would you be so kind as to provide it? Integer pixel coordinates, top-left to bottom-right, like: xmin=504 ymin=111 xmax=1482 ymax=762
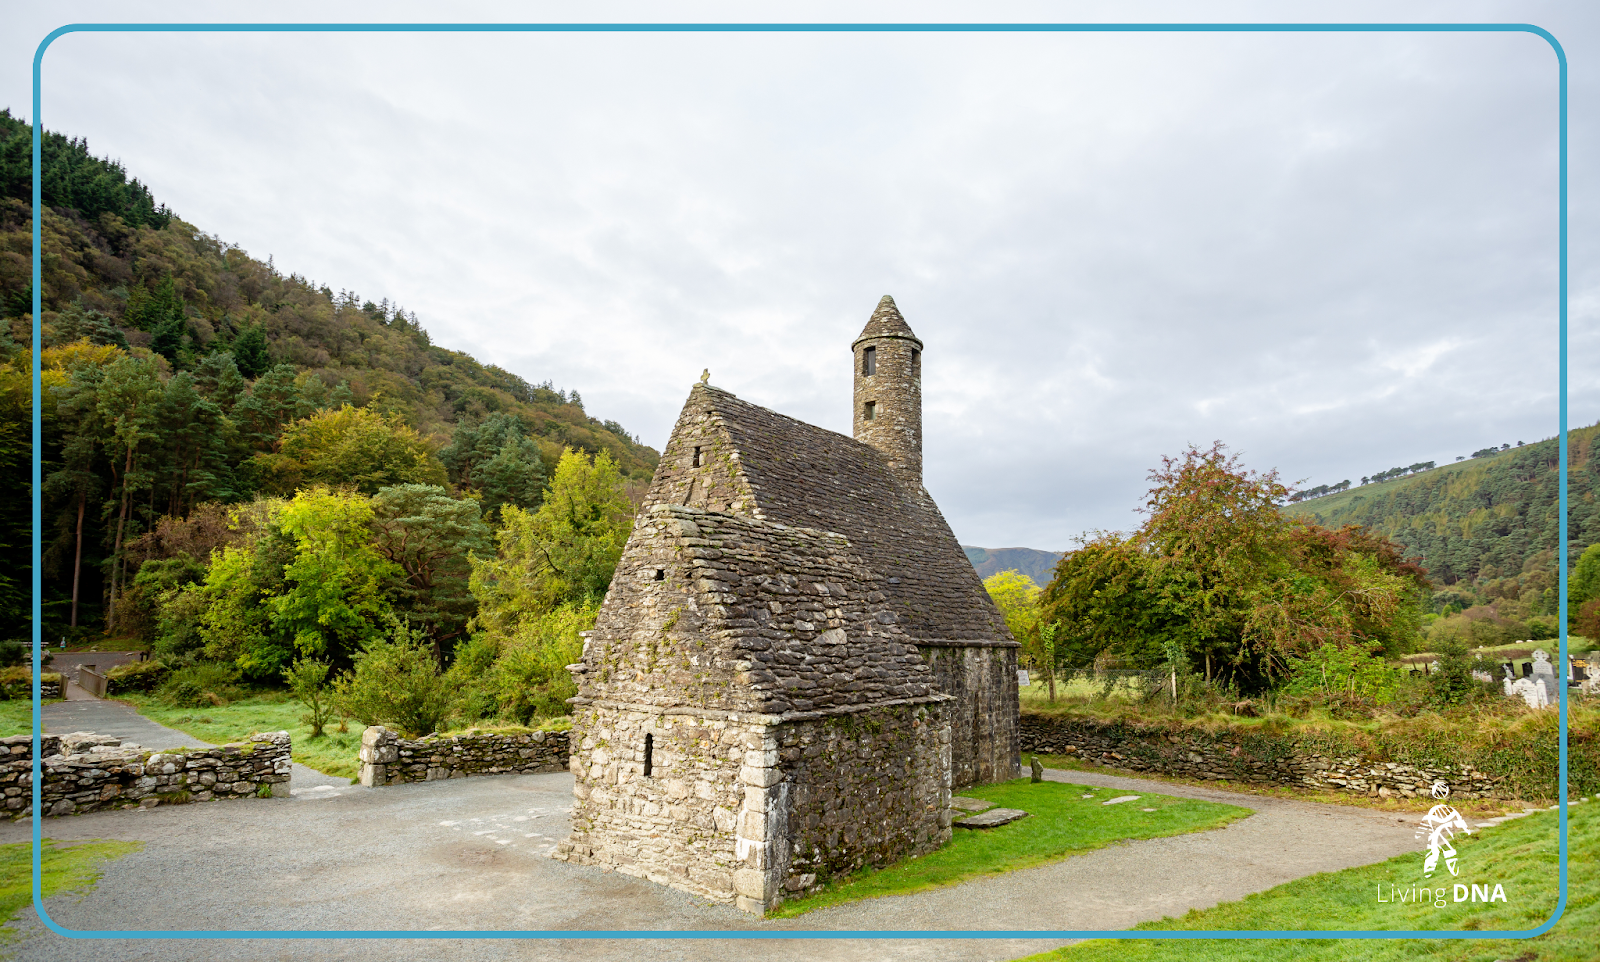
xmin=7 ymin=704 xmax=1427 ymax=961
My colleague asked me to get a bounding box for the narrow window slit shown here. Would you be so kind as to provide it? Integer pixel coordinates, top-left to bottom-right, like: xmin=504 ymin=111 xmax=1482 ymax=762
xmin=643 ymin=733 xmax=654 ymax=777
xmin=692 ymin=445 xmax=702 ymax=467
xmin=653 ymin=569 xmax=665 ymax=581
xmin=863 ymin=346 xmax=876 ymax=376
xmin=863 ymin=401 xmax=876 ymax=421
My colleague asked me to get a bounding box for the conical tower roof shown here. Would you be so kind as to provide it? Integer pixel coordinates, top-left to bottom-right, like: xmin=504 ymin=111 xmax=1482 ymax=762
xmin=852 ymin=295 xmax=923 ymax=348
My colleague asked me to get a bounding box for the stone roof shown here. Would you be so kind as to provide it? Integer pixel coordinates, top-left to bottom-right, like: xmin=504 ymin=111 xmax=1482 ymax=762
xmin=642 ymin=384 xmax=1015 ymax=648
xmin=851 ymin=295 xmax=924 ymax=349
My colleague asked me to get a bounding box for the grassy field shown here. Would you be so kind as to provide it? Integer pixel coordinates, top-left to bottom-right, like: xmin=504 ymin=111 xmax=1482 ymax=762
xmin=0 ymin=700 xmax=67 ymax=739
xmin=770 ymin=777 xmax=1250 ymax=918
xmin=1016 ymin=797 xmax=1595 ymax=962
xmin=0 ymin=839 xmax=143 ymax=944
xmin=116 ymin=692 xmax=363 ymax=782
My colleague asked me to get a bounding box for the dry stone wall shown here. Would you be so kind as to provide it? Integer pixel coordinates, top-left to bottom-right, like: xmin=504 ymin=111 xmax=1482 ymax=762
xmin=1019 ymin=714 xmax=1503 ymax=800
xmin=3 ymin=730 xmax=291 ymax=817
xmin=556 ymin=699 xmax=951 ymax=915
xmin=357 ymin=726 xmax=569 ymax=786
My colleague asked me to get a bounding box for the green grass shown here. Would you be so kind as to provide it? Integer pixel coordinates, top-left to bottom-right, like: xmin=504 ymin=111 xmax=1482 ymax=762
xmin=0 ymin=839 xmax=143 ymax=944
xmin=770 ymin=778 xmax=1251 ymax=918
xmin=1015 ymin=797 xmax=1596 ymax=962
xmin=0 ymin=700 xmax=64 ymax=739
xmin=117 ymin=692 xmax=362 ymax=782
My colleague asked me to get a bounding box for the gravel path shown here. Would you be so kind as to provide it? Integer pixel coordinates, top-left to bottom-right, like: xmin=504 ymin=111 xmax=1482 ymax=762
xmin=3 ymin=739 xmax=1428 ymax=962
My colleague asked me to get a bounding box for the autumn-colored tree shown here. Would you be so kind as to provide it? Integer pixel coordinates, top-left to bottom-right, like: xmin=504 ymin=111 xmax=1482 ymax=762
xmin=1043 ymin=443 xmax=1431 ymax=692
xmin=265 ymin=404 xmax=446 ymax=495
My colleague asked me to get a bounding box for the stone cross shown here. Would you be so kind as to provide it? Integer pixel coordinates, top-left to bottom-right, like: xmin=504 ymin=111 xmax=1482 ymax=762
xmin=1531 ymin=649 xmax=1559 ymax=703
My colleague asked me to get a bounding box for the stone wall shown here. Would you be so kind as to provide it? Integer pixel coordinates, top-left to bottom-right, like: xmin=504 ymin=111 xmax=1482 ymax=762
xmin=919 ymin=644 xmax=1021 ymax=788
xmin=556 ymin=698 xmax=951 ymax=915
xmin=358 ymin=726 xmax=570 ymax=786
xmin=1019 ymin=714 xmax=1503 ymax=800
xmin=557 ymin=704 xmax=758 ymax=905
xmin=776 ymin=701 xmax=951 ymax=905
xmin=3 ymin=730 xmax=291 ymax=817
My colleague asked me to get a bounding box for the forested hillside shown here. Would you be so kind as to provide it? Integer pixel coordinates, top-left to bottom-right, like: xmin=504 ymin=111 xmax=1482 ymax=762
xmin=1283 ymin=423 xmax=1599 ymax=613
xmin=0 ymin=109 xmax=658 ymax=643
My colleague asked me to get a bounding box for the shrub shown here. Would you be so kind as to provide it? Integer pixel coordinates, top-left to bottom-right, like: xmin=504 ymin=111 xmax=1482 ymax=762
xmin=0 ymin=667 xmax=64 ymax=700
xmin=156 ymin=662 xmax=241 ymax=708
xmin=283 ymin=658 xmax=336 ymax=738
xmin=105 ymin=660 xmax=169 ymax=695
xmin=333 ymin=619 xmax=454 ymax=738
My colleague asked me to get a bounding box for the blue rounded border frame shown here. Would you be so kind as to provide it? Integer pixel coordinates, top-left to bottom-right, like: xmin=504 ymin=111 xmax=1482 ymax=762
xmin=28 ymin=20 xmax=1571 ymax=944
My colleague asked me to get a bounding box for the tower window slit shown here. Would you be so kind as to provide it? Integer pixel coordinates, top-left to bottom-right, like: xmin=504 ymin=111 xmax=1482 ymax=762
xmin=653 ymin=569 xmax=665 ymax=581
xmin=863 ymin=401 xmax=876 ymax=421
xmin=643 ymin=733 xmax=654 ymax=777
xmin=912 ymin=348 xmax=920 ymax=375
xmin=692 ymin=445 xmax=702 ymax=467
xmin=863 ymin=346 xmax=876 ymax=376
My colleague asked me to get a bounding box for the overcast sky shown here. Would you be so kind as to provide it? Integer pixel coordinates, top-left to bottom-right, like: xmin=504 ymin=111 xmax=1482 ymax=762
xmin=6 ymin=2 xmax=1596 ymax=552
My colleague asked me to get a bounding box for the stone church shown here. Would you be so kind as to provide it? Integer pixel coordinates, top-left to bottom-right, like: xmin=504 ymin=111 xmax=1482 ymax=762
xmin=553 ymin=296 xmax=1020 ymax=914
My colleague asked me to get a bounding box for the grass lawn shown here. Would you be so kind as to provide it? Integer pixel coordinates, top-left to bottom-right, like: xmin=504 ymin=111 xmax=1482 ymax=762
xmin=0 ymin=839 xmax=143 ymax=944
xmin=116 ymin=692 xmax=362 ymax=782
xmin=1016 ymin=797 xmax=1595 ymax=962
xmin=771 ymin=777 xmax=1251 ymax=918
xmin=0 ymin=701 xmax=65 ymax=739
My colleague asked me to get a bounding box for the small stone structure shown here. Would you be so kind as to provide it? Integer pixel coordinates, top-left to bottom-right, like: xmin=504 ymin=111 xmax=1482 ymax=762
xmin=3 ymin=730 xmax=291 ymax=817
xmin=1018 ymin=715 xmax=1507 ymax=800
xmin=358 ymin=726 xmax=570 ymax=786
xmin=557 ymin=296 xmax=1018 ymax=915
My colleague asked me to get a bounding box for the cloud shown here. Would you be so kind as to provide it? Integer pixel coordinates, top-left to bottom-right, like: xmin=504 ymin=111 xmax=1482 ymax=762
xmin=7 ymin=4 xmax=1592 ymax=550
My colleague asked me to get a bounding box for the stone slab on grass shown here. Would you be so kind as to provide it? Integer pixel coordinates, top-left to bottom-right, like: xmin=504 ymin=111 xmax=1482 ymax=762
xmin=950 ymin=796 xmax=994 ymax=813
xmin=1102 ymin=795 xmax=1142 ymax=806
xmin=953 ymin=807 xmax=1028 ymax=829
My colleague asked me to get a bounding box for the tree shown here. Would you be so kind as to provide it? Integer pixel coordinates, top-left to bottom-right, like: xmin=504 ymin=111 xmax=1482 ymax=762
xmin=230 ymin=323 xmax=271 ymax=378
xmin=1043 ymin=443 xmax=1431 ymax=692
xmin=93 ymin=353 xmax=164 ymax=627
xmin=471 ymin=449 xmax=633 ymax=621
xmin=267 ymin=404 xmax=446 ymax=495
xmin=267 ymin=487 xmax=401 ymax=667
xmin=984 ymin=570 xmax=1041 ymax=645
xmin=333 ymin=618 xmax=455 ymax=738
xmin=1571 ymin=543 xmax=1600 ymax=608
xmin=477 ymin=435 xmax=547 ymax=521
xmin=370 ymin=484 xmax=492 ymax=663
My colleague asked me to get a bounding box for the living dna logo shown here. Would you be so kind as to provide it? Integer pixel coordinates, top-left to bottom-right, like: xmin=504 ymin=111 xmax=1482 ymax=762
xmin=1377 ymin=781 xmax=1507 ymax=907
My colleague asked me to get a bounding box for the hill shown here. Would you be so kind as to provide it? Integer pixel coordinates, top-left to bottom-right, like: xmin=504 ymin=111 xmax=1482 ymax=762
xmin=0 ymin=109 xmax=659 ymax=636
xmin=1282 ymin=423 xmax=1599 ymax=593
xmin=963 ymin=546 xmax=1063 ymax=586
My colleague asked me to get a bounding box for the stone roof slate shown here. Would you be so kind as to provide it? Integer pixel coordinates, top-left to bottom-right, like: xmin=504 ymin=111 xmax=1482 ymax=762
xmin=643 ymin=384 xmax=1015 ymax=648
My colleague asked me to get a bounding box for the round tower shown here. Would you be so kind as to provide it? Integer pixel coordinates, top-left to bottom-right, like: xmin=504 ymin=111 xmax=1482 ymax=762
xmin=852 ymin=295 xmax=923 ymax=485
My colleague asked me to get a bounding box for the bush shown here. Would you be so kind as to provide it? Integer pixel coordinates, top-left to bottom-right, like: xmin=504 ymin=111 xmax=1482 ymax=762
xmin=446 ymin=603 xmax=592 ymax=727
xmin=283 ymin=658 xmax=336 ymax=738
xmin=105 ymin=660 xmax=169 ymax=695
xmin=333 ymin=620 xmax=454 ymax=738
xmin=0 ymin=667 xmax=63 ymax=700
xmin=155 ymin=662 xmax=241 ymax=708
